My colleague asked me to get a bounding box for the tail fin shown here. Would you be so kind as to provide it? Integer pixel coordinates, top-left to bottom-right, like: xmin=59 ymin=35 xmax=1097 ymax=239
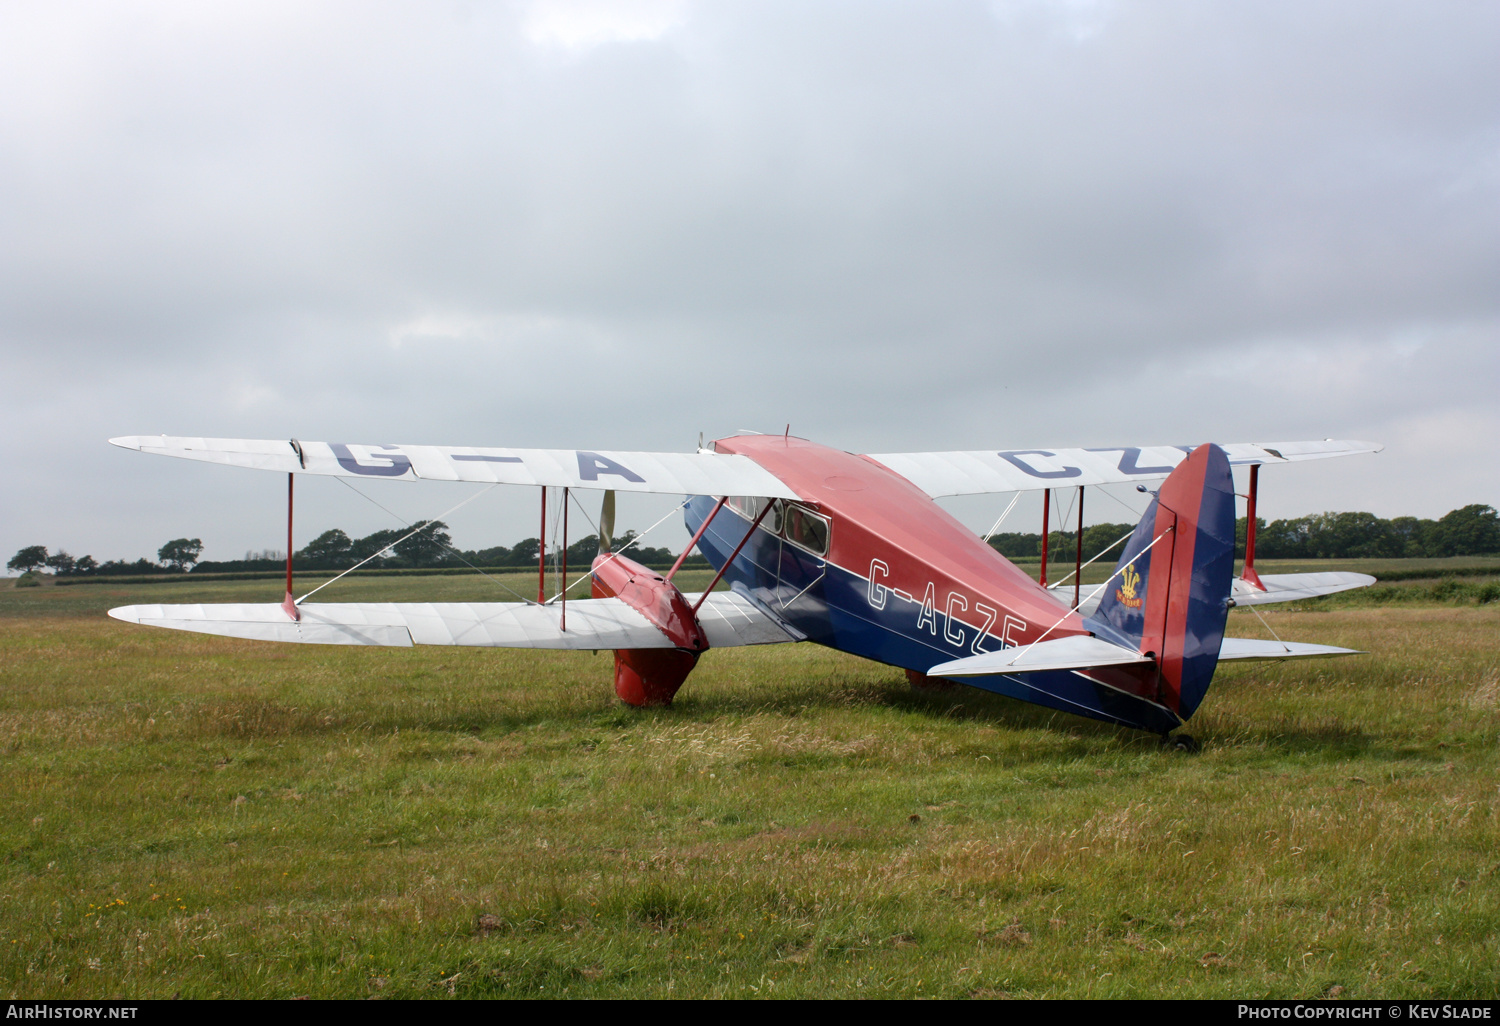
xmin=1089 ymin=442 xmax=1236 ymax=720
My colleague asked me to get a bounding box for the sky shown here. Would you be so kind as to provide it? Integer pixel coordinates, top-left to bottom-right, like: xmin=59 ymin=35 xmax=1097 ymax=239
xmin=2 ymin=0 xmax=1497 ymax=567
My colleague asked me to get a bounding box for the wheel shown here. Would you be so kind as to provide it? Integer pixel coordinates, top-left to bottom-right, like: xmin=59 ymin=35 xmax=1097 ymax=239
xmin=906 ymin=668 xmax=958 ymax=692
xmin=1162 ymin=733 xmax=1200 ymax=753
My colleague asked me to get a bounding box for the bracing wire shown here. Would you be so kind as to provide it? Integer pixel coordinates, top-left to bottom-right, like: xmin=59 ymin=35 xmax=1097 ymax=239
xmin=1093 ymin=482 xmax=1150 ymax=522
xmin=297 ymin=480 xmax=502 ymax=604
xmin=308 ymin=480 xmax=699 ymax=609
xmin=325 ymin=477 xmax=536 ymax=604
xmin=544 ymin=496 xmax=692 ymax=605
xmin=548 ymin=485 xmax=565 ymax=596
xmin=1004 ymin=526 xmax=1175 ymax=666
xmin=569 ymin=489 xmax=600 ymax=537
xmin=1044 ymin=527 xmax=1135 ymax=590
xmin=981 ymin=492 xmax=1022 ymax=543
xmin=1055 ymin=485 xmax=1077 ymax=533
xmin=1031 ymin=483 xmax=1151 ymax=590
xmin=1246 ymin=601 xmax=1292 ymax=653
xmin=542 ymin=490 xmax=606 ymax=602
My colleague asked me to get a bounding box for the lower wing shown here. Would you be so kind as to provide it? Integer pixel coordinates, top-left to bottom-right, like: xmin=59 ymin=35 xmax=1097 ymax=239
xmin=108 ymin=592 xmax=799 ymax=649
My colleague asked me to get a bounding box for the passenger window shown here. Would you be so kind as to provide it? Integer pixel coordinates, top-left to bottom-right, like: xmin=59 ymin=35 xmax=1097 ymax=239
xmin=727 ymin=496 xmax=782 ymax=535
xmin=765 ymin=500 xmax=783 ymax=535
xmin=782 ymin=505 xmax=829 ymax=555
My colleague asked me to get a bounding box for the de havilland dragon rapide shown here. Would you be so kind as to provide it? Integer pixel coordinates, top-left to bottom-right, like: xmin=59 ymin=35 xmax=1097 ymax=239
xmin=107 ymin=432 xmax=1380 ymax=748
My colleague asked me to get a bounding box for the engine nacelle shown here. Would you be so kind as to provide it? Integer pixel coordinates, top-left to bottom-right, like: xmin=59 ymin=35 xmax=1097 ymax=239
xmin=590 ymin=552 xmax=709 ymax=707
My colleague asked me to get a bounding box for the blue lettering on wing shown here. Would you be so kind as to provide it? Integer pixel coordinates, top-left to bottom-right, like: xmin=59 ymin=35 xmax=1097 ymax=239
xmin=330 ymin=443 xmax=413 ymax=477
xmin=577 ymin=451 xmax=646 ymax=483
xmin=997 ymin=450 xmax=1082 ymax=479
xmin=1085 ymin=447 xmax=1179 ymax=475
xmin=451 ymin=454 xmax=524 ymax=463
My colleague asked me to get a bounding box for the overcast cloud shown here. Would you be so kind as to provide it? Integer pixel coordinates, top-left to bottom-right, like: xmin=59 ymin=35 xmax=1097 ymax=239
xmin=2 ymin=0 xmax=1496 ymax=564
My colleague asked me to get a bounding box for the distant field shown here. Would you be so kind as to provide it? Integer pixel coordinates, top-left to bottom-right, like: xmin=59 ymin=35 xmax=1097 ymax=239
xmin=0 ymin=564 xmax=1495 ymax=998
xmin=12 ymin=554 xmax=1498 ymax=612
xmin=0 ymin=569 xmax=723 ymax=619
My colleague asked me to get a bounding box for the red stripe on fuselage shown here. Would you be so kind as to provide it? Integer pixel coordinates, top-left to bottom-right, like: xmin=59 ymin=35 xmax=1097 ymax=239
xmin=714 ymin=436 xmax=1083 ymax=650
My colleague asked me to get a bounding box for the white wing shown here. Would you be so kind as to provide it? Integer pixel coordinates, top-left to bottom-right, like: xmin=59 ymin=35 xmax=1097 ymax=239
xmin=864 ymin=440 xmax=1381 ymax=498
xmin=109 ymin=435 xmax=799 ymax=499
xmin=108 ymin=593 xmax=799 ymax=649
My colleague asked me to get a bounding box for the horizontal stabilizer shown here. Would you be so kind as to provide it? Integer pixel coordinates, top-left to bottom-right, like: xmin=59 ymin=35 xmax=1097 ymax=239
xmin=109 ymin=593 xmax=800 ymax=650
xmin=927 ymin=635 xmax=1150 ymax=677
xmin=1231 ymin=572 xmax=1375 ymax=606
xmin=1217 ymin=638 xmax=1362 ymax=661
xmin=1059 ymin=571 xmax=1376 ymax=617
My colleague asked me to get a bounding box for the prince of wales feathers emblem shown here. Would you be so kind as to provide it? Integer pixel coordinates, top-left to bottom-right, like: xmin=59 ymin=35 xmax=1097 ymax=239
xmin=1115 ymin=562 xmax=1143 ymax=609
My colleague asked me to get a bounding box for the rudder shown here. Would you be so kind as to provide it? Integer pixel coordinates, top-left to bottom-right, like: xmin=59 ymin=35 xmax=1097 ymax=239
xmin=1089 ymin=443 xmax=1235 ymax=721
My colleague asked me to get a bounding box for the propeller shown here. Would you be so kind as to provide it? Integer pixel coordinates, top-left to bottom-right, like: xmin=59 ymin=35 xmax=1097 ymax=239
xmin=598 ymin=490 xmax=616 ymax=554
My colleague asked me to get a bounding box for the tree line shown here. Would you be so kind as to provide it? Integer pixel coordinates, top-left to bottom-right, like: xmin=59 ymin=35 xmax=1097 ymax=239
xmin=6 ymin=538 xmax=204 ymax=577
xmin=194 ymin=524 xmax=693 ymax=573
xmin=8 ymin=524 xmax=700 ymax=577
xmin=985 ymin=504 xmax=1500 ymax=562
xmin=10 ymin=504 xmax=1498 ymax=578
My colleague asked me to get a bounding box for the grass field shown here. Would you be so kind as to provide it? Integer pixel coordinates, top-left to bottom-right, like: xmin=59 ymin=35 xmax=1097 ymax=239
xmin=0 ymin=567 xmax=1496 ymax=998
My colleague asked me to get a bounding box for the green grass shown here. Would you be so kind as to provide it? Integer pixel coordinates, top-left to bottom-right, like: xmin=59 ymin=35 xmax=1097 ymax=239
xmin=0 ymin=572 xmax=1496 ymax=998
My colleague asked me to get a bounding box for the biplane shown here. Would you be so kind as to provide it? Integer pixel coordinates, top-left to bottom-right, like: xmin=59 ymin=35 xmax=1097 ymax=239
xmin=107 ymin=433 xmax=1380 ymax=748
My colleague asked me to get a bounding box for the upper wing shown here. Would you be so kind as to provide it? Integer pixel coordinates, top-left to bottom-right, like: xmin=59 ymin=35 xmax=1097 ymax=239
xmin=107 ymin=592 xmax=801 ymax=649
xmin=863 ymin=440 xmax=1381 ymax=498
xmin=109 ymin=435 xmax=800 ymax=499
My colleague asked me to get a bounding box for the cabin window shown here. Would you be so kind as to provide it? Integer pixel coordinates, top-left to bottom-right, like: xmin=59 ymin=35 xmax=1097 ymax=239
xmin=764 ymin=499 xmax=783 ymax=534
xmin=727 ymin=496 xmax=782 ymax=535
xmin=782 ymin=504 xmax=830 ymax=556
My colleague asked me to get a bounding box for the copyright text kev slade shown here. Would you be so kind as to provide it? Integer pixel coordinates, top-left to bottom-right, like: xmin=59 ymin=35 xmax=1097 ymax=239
xmin=1240 ymin=1009 xmax=1492 ymax=1021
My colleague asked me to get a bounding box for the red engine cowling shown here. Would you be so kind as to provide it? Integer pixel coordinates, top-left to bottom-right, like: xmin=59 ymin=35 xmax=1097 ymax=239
xmin=590 ymin=552 xmax=709 ymax=707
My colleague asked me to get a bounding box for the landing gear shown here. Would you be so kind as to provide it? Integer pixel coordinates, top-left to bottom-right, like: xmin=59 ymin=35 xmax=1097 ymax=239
xmin=1162 ymin=733 xmax=1201 ymax=753
xmin=906 ymin=669 xmax=958 ymax=692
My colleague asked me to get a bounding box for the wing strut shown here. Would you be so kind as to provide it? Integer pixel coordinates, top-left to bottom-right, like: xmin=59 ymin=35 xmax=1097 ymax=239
xmin=1073 ymin=486 xmax=1085 ymax=610
xmin=691 ymin=500 xmax=773 ymax=614
xmin=282 ymin=472 xmax=299 ymax=622
xmin=561 ymin=487 xmax=569 ymax=632
xmin=537 ymin=487 xmax=547 ymax=604
xmin=668 ymin=496 xmax=728 ymax=581
xmin=1040 ymin=488 xmax=1051 ymax=587
xmin=1242 ymin=464 xmax=1265 ymax=591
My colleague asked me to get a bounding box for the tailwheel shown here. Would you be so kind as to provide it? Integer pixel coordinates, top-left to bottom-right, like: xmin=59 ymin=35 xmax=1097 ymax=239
xmin=1162 ymin=733 xmax=1201 ymax=753
xmin=906 ymin=669 xmax=958 ymax=692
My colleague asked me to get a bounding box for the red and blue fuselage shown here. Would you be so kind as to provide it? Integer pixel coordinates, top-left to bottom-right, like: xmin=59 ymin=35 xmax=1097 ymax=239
xmin=684 ymin=435 xmax=1189 ymax=734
